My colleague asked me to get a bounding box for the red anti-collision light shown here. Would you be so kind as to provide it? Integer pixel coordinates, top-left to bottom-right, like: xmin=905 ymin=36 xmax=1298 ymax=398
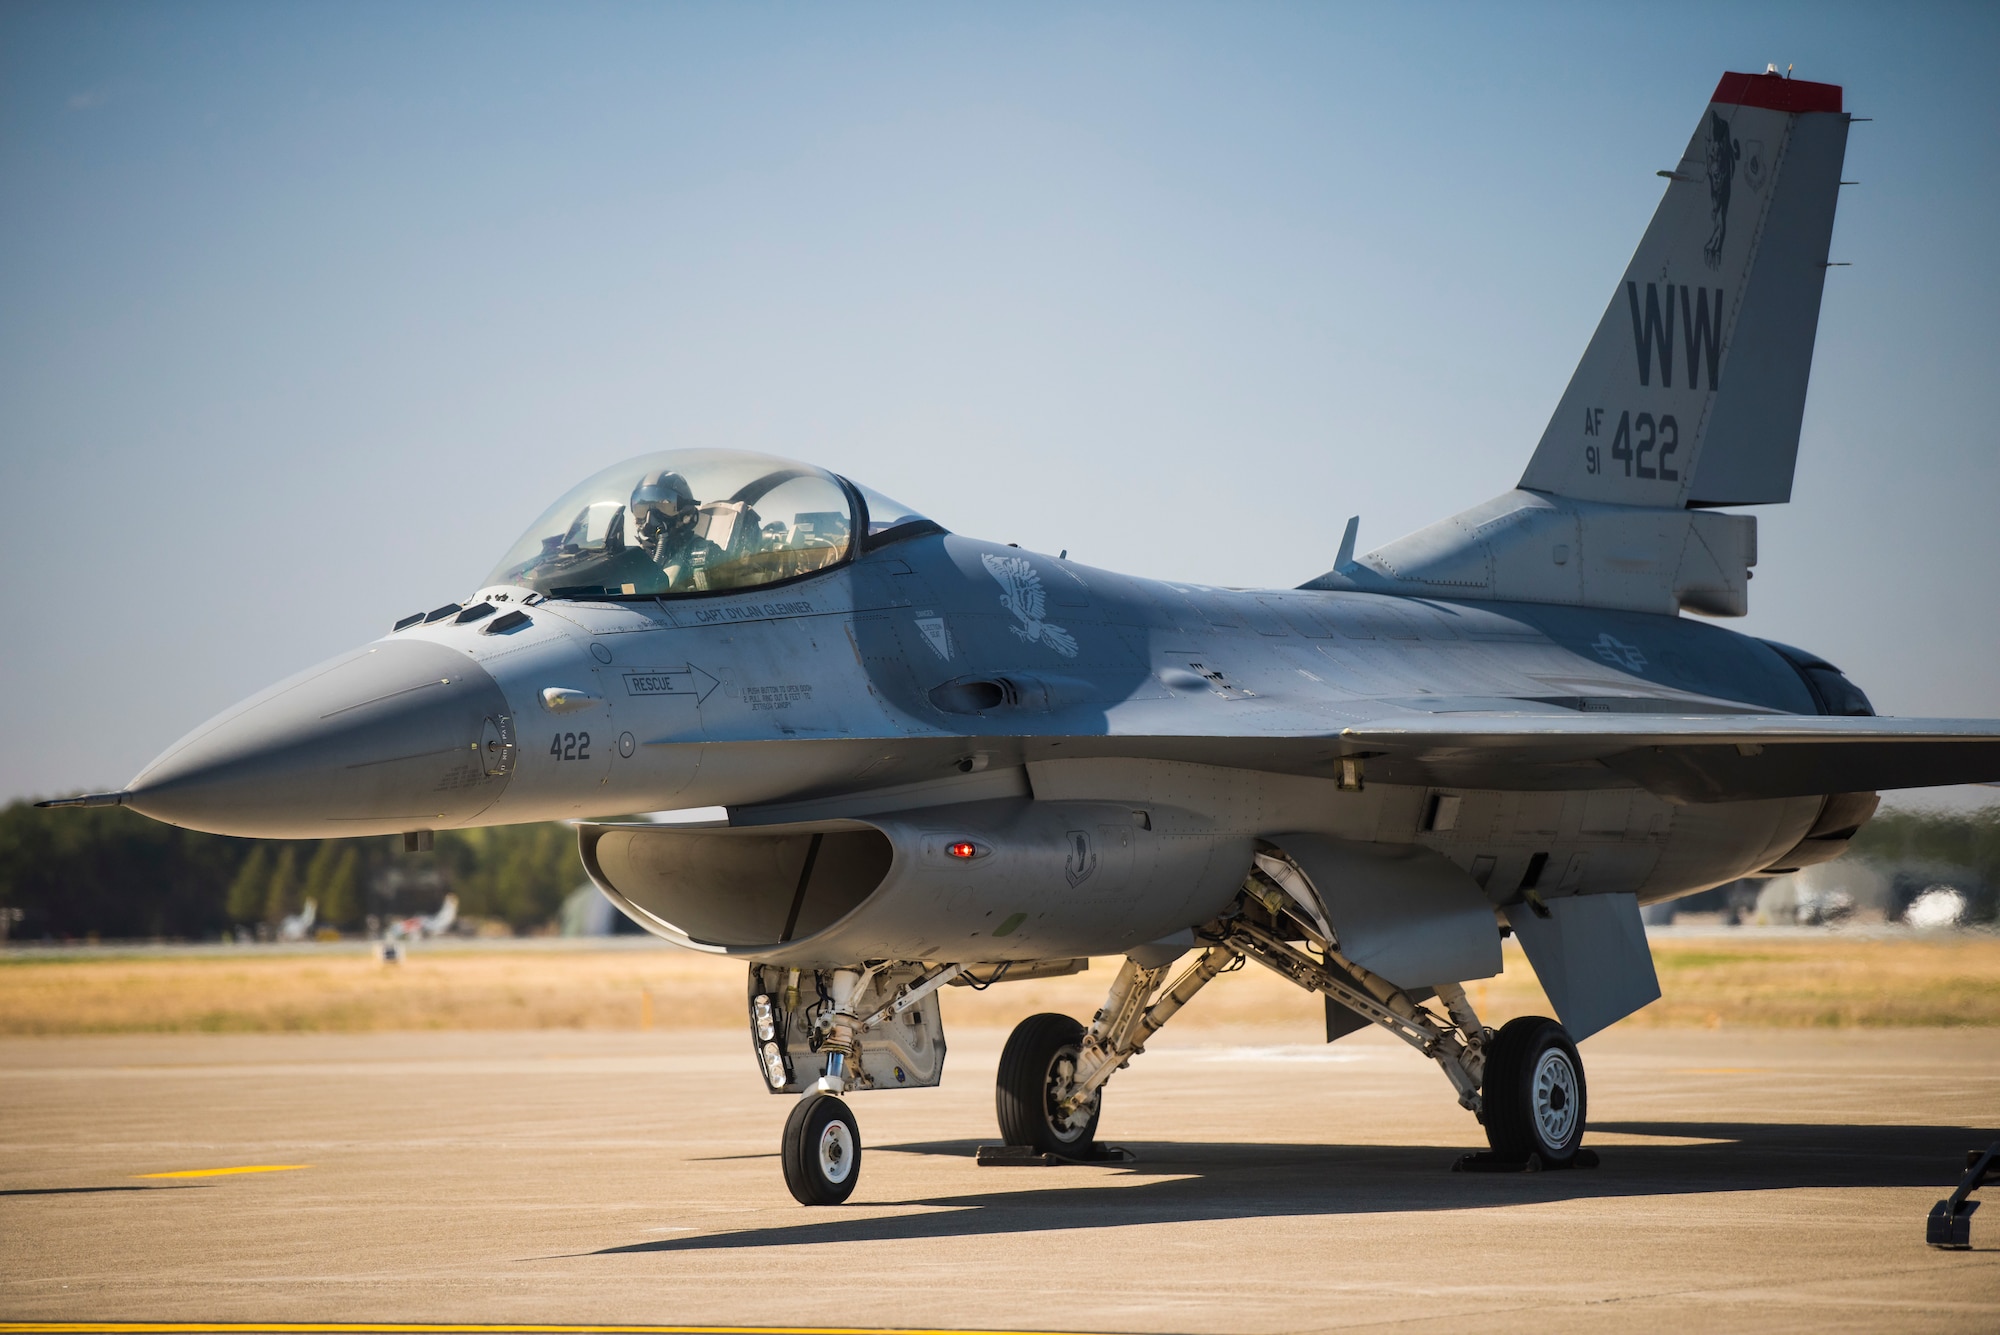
xmin=948 ymin=841 xmax=978 ymax=860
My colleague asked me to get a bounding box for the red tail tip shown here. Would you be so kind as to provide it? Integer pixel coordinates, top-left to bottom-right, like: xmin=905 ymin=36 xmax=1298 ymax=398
xmin=1712 ymin=70 xmax=1843 ymax=114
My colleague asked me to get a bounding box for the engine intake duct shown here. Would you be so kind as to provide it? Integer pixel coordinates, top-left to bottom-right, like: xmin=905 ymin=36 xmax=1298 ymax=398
xmin=585 ymin=824 xmax=894 ymax=949
xmin=577 ymin=798 xmax=1249 ymax=967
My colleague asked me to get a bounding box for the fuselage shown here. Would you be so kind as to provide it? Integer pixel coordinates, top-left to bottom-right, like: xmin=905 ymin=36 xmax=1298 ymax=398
xmin=125 ymin=524 xmax=1862 ymax=931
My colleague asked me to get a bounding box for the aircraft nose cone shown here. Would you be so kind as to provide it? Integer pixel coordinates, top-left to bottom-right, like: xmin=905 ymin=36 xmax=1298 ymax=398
xmin=127 ymin=639 xmax=515 ymax=838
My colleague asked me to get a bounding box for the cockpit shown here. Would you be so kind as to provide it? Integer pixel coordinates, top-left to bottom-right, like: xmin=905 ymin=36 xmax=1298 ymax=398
xmin=484 ymin=449 xmax=936 ymax=600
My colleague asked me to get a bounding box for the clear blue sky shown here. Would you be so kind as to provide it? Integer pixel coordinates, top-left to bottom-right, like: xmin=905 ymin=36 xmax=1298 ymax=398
xmin=3 ymin=1 xmax=1996 ymax=808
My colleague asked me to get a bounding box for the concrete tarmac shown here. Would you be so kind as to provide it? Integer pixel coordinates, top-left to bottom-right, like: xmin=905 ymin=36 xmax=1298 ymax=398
xmin=3 ymin=1022 xmax=1998 ymax=1333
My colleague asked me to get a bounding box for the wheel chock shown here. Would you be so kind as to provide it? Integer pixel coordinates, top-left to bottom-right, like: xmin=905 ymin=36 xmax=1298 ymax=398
xmin=1927 ymin=1197 xmax=1979 ymax=1249
xmin=975 ymin=1143 xmax=1135 ymax=1166
xmin=1927 ymin=1142 xmax=1998 ymax=1249
xmin=1452 ymin=1147 xmax=1600 ymax=1173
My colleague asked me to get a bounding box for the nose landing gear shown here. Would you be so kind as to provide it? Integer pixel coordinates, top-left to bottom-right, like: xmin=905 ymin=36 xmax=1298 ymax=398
xmin=758 ymin=962 xmax=957 ymax=1206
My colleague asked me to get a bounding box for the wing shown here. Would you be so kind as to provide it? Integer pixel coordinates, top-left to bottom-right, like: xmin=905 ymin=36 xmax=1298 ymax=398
xmin=684 ymin=704 xmax=2000 ymax=813
xmin=1341 ymin=714 xmax=2000 ymax=802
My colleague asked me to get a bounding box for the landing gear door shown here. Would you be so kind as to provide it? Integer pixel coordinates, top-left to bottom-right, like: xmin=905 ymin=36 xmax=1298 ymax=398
xmin=747 ymin=965 xmax=947 ymax=1095
xmin=1269 ymin=833 xmax=1502 ymax=990
xmin=850 ymin=988 xmax=946 ymax=1091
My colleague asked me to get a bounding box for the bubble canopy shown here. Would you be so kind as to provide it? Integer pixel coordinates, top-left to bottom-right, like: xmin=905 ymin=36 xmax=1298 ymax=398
xmin=485 ymin=449 xmax=936 ymax=601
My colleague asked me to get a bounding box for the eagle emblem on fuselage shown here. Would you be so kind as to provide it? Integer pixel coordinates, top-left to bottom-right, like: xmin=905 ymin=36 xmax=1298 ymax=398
xmin=981 ymin=552 xmax=1080 ymax=658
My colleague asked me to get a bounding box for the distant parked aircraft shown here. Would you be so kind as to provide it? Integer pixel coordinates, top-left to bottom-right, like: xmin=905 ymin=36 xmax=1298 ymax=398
xmin=383 ymin=893 xmax=458 ymax=942
xmin=277 ymin=898 xmax=316 ymax=943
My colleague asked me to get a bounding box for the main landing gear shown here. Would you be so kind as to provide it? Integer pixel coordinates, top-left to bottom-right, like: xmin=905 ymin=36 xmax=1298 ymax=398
xmin=995 ymin=1012 xmax=1099 ymax=1154
xmin=987 ymin=854 xmax=1591 ymax=1173
xmin=1478 ymin=1016 xmax=1587 ymax=1165
xmin=994 ymin=945 xmax=1236 ymax=1161
xmin=762 ymin=852 xmax=1592 ymax=1204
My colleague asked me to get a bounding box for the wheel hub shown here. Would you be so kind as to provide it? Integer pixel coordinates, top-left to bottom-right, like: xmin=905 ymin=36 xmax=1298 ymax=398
xmin=1532 ymin=1047 xmax=1580 ymax=1147
xmin=817 ymin=1119 xmax=855 ymax=1183
xmin=1046 ymin=1051 xmax=1097 ymax=1141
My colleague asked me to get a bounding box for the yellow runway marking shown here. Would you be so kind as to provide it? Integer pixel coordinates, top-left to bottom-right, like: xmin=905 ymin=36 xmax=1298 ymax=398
xmin=0 ymin=1326 xmax=1111 ymax=1334
xmin=134 ymin=1164 xmax=312 ymax=1178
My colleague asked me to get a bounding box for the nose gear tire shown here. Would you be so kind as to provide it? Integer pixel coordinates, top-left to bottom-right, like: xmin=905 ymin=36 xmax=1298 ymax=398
xmin=996 ymin=1012 xmax=1100 ymax=1154
xmin=782 ymin=1093 xmax=862 ymax=1206
xmin=1480 ymin=1015 xmax=1586 ymax=1166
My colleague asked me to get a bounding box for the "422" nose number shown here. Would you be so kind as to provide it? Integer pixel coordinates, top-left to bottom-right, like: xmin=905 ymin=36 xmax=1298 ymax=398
xmin=549 ymin=731 xmax=592 ymax=762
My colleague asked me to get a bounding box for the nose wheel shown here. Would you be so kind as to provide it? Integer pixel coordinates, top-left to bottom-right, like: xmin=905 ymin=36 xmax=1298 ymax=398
xmin=1479 ymin=1016 xmax=1586 ymax=1166
xmin=782 ymin=1093 xmax=862 ymax=1205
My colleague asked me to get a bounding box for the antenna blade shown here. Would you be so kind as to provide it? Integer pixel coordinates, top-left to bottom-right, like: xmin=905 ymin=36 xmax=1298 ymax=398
xmin=1335 ymin=516 xmax=1360 ymax=568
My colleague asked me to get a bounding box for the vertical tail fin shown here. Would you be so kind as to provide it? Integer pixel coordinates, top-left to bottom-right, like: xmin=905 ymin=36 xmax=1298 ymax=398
xmin=1519 ymin=71 xmax=1850 ymax=508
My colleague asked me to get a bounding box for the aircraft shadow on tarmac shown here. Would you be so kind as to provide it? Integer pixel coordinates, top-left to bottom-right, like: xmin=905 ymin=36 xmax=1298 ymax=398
xmin=583 ymin=1121 xmax=1993 ymax=1256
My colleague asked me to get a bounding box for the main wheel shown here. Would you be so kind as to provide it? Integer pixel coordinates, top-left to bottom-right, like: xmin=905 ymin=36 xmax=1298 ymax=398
xmin=1480 ymin=1015 xmax=1586 ymax=1165
xmin=781 ymin=1093 xmax=861 ymax=1205
xmin=996 ymin=1012 xmax=1100 ymax=1154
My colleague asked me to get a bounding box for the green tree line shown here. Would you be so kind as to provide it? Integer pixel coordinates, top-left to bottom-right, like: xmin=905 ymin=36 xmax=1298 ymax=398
xmin=0 ymin=801 xmax=585 ymax=940
xmin=3 ymin=796 xmax=1993 ymax=941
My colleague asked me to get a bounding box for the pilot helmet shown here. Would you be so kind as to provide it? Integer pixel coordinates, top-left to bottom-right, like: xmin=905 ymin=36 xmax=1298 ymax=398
xmin=630 ymin=470 xmax=697 ymax=538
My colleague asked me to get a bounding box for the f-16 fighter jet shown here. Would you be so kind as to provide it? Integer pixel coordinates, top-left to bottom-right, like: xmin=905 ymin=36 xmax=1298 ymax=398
xmin=45 ymin=69 xmax=2000 ymax=1204
xmin=277 ymin=897 xmax=316 ymax=943
xmin=383 ymin=892 xmax=458 ymax=943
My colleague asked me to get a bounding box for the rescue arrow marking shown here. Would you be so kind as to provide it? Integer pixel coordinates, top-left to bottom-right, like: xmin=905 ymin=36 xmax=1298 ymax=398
xmin=622 ymin=665 xmax=720 ymax=705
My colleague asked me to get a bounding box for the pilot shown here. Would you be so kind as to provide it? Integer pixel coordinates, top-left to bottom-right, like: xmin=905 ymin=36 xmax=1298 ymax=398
xmin=629 ymin=469 xmax=724 ymax=591
xmin=630 ymin=470 xmax=698 ymax=559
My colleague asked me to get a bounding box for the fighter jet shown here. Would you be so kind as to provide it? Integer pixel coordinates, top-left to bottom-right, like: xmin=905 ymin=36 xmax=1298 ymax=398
xmin=382 ymin=892 xmax=458 ymax=943
xmin=43 ymin=69 xmax=2000 ymax=1204
xmin=277 ymin=897 xmax=317 ymax=943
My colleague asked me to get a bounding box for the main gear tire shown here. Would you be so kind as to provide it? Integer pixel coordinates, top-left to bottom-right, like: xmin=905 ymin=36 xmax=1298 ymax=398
xmin=781 ymin=1093 xmax=861 ymax=1205
xmin=995 ymin=1012 xmax=1101 ymax=1154
xmin=1480 ymin=1015 xmax=1586 ymax=1166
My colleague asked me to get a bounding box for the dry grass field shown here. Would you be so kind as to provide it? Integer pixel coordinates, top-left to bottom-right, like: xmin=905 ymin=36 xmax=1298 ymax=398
xmin=1 ymin=931 xmax=1996 ymax=1034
